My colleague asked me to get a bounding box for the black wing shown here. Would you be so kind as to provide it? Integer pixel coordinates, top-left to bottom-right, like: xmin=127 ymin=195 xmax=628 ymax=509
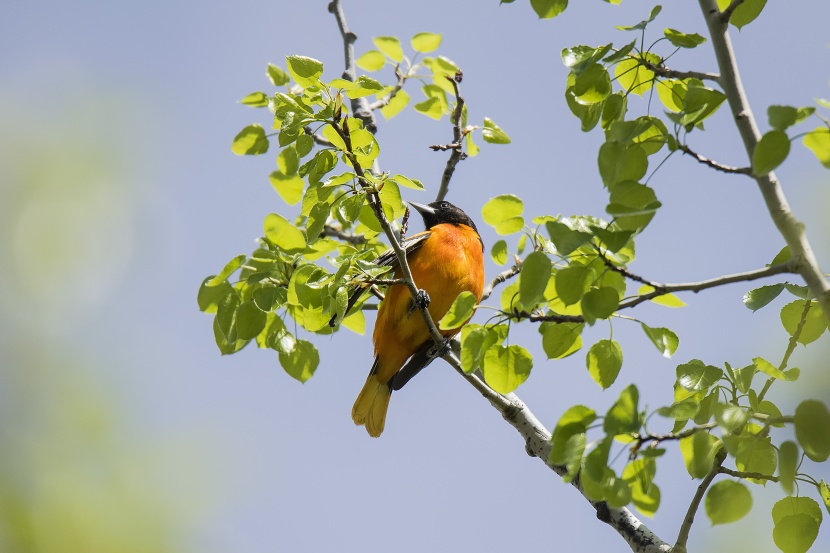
xmin=329 ymin=231 xmax=432 ymax=327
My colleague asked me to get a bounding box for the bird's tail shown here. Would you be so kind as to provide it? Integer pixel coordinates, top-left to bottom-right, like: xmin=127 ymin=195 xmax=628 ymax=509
xmin=352 ymin=365 xmax=392 ymax=438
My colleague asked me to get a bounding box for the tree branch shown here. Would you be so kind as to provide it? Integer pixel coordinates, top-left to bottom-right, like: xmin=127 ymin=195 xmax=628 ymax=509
xmin=323 ymin=224 xmax=366 ymax=244
xmin=642 ymin=59 xmax=720 ymax=84
xmin=327 ymin=0 xmax=376 ymax=133
xmin=674 ymin=447 xmax=726 ymax=553
xmin=481 ymin=263 xmax=521 ymax=301
xmin=367 ymin=66 xmax=406 ymax=111
xmin=630 ymin=423 xmax=718 ymax=457
xmin=522 ymin=262 xmax=796 ymax=323
xmin=451 ymin=366 xmax=672 ymax=553
xmin=718 ymin=466 xmax=778 ymax=482
xmin=435 ymin=72 xmax=467 ymax=202
xmin=699 ymin=0 xmax=830 ymax=325
xmin=677 ymin=144 xmax=752 ymax=176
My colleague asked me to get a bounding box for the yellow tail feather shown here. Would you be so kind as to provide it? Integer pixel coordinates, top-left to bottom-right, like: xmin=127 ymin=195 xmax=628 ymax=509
xmin=352 ymin=375 xmax=391 ymax=438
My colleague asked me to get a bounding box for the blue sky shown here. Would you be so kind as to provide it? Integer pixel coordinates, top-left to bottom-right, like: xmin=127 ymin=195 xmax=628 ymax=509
xmin=2 ymin=1 xmax=830 ymax=552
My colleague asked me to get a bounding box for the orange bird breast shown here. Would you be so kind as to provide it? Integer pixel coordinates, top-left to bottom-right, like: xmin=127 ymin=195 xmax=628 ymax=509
xmin=371 ymin=222 xmax=485 ymax=385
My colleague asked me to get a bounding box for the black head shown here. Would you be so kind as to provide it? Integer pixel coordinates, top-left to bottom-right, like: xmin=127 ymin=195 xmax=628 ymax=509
xmin=407 ymin=200 xmax=479 ymax=233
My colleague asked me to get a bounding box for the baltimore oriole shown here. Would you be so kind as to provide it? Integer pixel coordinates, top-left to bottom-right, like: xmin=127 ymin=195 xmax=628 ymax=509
xmin=350 ymin=200 xmax=485 ymax=437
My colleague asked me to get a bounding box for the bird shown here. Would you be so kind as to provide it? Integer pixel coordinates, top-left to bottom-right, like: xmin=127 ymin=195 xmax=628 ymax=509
xmin=349 ymin=200 xmax=485 ymax=437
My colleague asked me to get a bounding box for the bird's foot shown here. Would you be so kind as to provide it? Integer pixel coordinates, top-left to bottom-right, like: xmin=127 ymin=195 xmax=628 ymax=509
xmin=427 ymin=338 xmax=451 ymax=360
xmin=408 ymin=289 xmax=430 ymax=315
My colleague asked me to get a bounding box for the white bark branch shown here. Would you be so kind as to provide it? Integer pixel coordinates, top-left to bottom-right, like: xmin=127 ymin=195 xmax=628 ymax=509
xmin=698 ymin=0 xmax=830 ymax=324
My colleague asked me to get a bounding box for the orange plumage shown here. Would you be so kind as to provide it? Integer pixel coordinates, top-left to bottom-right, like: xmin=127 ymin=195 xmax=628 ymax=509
xmin=351 ymin=201 xmax=485 ymax=437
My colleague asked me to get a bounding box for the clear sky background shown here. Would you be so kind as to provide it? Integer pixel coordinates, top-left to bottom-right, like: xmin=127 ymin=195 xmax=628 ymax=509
xmin=2 ymin=1 xmax=830 ymax=552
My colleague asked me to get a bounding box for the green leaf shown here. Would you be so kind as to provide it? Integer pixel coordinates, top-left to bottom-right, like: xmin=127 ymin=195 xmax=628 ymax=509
xmin=820 ymin=481 xmax=830 ymax=516
xmin=753 ymin=356 xmax=798 ymax=381
xmin=269 ymin=171 xmax=304 ymax=205
xmin=264 ymin=212 xmax=307 ymax=254
xmin=519 ymin=252 xmax=552 ymax=308
xmin=491 ymin=239 xmax=508 ymax=265
xmin=743 ymin=283 xmax=785 ymax=311
xmin=615 ymin=54 xmax=659 ymax=96
xmin=657 ymin=398 xmax=699 ymax=420
xmin=604 ymin=384 xmax=639 ymax=434
xmin=539 ymin=322 xmax=584 ymax=359
xmin=768 ymin=105 xmax=816 ymax=130
xmin=714 ymin=403 xmax=748 ymax=433
xmin=598 ymin=142 xmax=648 ymax=188
xmin=556 ymin=265 xmax=591 ymax=306
xmin=216 ymin=291 xmax=240 ymax=343
xmin=727 ymin=0 xmax=767 ymax=30
xmin=482 ymin=344 xmax=533 ymax=394
xmin=781 ymin=300 xmax=827 ymax=345
xmin=240 ymin=91 xmax=269 ymax=107
xmin=705 ymin=480 xmax=752 ymax=525
xmin=380 ymin=88 xmax=410 ymax=120
xmin=639 ymin=285 xmax=687 ymax=307
xmin=778 ymin=441 xmax=798 ymax=495
xmin=411 ymin=32 xmax=442 ymax=53
xmin=607 ymin=182 xmax=660 ymax=232
xmin=731 ymin=364 xmax=756 ymax=394
xmin=640 ymin=324 xmax=679 ymax=358
xmin=679 ymin=432 xmax=721 ymax=478
xmin=794 ymin=400 xmax=830 ymax=462
xmin=390 ymin=173 xmax=424 ymax=190
xmin=586 ymin=339 xmax=623 ymax=389
xmin=616 ymin=5 xmax=662 ymax=31
xmin=550 ymin=404 xmax=596 ymax=476
xmin=413 ymin=96 xmax=443 ymax=120
xmin=482 ymin=194 xmax=524 ymax=235
xmin=460 ymin=324 xmax=507 ymax=373
xmin=663 ymin=28 xmax=706 ymax=48
xmin=773 ymin=514 xmax=819 ymax=553
xmin=267 ymin=64 xmax=290 ymax=86
xmin=752 ymin=130 xmax=790 ymax=175
xmin=279 ymin=339 xmax=319 ymax=383
xmin=657 ymin=79 xmax=686 ymax=112
xmin=236 ymin=300 xmax=267 ymax=340
xmin=581 ymin=287 xmax=620 ymax=324
xmin=546 ymin=221 xmax=591 ymax=255
xmin=285 ymin=55 xmax=324 ymax=88
xmin=356 ymin=50 xmax=385 ymax=72
xmin=681 ymin=84 xmax=727 ymax=127
xmin=373 ymin=36 xmax=403 ymax=62
xmin=438 ymin=291 xmax=478 ymax=330
xmin=771 ymin=496 xmax=822 ymax=553
xmin=482 ymin=118 xmax=511 ymax=144
xmin=803 ymin=128 xmax=830 ymax=169
xmin=232 ymin=124 xmax=269 ymax=155
xmin=198 ymin=276 xmax=233 ymax=314
xmin=677 ymin=360 xmax=723 ymax=392
xmin=530 ymin=0 xmax=568 ymax=19
xmin=573 ymin=63 xmax=612 ymax=105
xmin=207 ymin=254 xmax=247 ymax=287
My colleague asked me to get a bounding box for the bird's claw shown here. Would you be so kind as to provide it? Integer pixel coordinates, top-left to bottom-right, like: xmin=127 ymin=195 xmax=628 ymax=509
xmin=427 ymin=338 xmax=451 ymax=360
xmin=408 ymin=289 xmax=431 ymax=315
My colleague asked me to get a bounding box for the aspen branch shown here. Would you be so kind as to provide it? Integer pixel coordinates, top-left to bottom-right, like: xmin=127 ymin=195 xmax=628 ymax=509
xmin=642 ymin=59 xmax=720 ymax=84
xmin=368 ymin=66 xmax=406 ymax=111
xmin=328 ymin=0 xmax=376 ymax=133
xmin=481 ymin=263 xmax=521 ymax=301
xmin=674 ymin=447 xmax=726 ymax=553
xmin=435 ymin=72 xmax=467 ymax=202
xmin=323 ymin=224 xmax=366 ymax=244
xmin=699 ymin=0 xmax=830 ymax=325
xmin=677 ymin=144 xmax=752 ymax=176
xmin=718 ymin=466 xmax=778 ymax=482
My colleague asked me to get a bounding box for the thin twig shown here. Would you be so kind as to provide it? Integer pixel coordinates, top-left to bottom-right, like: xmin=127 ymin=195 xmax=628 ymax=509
xmin=304 ymin=126 xmax=333 ymax=147
xmin=718 ymin=466 xmax=778 ymax=482
xmin=677 ymin=144 xmax=752 ymax=176
xmin=481 ymin=264 xmax=522 ymax=301
xmin=435 ymin=71 xmax=466 ymax=202
xmin=522 ymin=262 xmax=796 ymax=323
xmin=674 ymin=448 xmax=726 ymax=553
xmin=630 ymin=423 xmax=718 ymax=457
xmin=368 ymin=66 xmax=406 ymax=111
xmin=597 ymin=250 xmax=661 ymax=288
xmin=757 ymin=298 xmax=812 ymax=402
xmin=641 ymin=59 xmax=720 ymax=84
xmin=699 ymin=0 xmax=830 ymax=324
xmin=323 ymin=224 xmax=366 ymax=244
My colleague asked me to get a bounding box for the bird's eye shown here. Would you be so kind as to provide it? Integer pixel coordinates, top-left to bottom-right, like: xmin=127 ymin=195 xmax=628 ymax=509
xmin=440 ymin=201 xmax=449 ymax=209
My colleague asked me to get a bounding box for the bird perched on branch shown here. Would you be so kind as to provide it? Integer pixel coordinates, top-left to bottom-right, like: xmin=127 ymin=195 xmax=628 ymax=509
xmin=350 ymin=200 xmax=485 ymax=437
